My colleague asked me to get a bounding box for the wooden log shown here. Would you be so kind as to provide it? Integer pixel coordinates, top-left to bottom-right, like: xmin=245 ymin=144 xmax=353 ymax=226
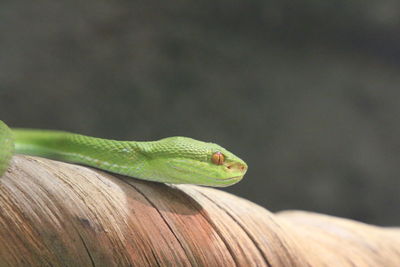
xmin=0 ymin=155 xmax=399 ymax=266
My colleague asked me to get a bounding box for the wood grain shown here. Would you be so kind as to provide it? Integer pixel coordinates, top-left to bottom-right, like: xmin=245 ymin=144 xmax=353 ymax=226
xmin=0 ymin=155 xmax=399 ymax=266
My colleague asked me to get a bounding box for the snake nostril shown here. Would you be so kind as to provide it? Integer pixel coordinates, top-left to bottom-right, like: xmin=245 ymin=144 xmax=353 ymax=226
xmin=226 ymin=164 xmax=247 ymax=171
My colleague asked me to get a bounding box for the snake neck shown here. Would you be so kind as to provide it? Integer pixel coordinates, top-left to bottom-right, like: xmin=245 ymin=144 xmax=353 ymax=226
xmin=12 ymin=129 xmax=150 ymax=178
xmin=0 ymin=121 xmax=14 ymax=176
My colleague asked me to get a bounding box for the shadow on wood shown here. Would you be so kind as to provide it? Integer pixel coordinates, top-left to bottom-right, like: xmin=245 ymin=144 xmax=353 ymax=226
xmin=1 ymin=155 xmax=399 ymax=266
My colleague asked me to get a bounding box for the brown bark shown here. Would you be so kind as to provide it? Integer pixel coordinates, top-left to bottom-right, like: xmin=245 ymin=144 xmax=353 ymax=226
xmin=1 ymin=155 xmax=399 ymax=266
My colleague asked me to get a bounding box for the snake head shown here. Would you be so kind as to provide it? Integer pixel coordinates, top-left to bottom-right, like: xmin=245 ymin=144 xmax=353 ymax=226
xmin=141 ymin=136 xmax=248 ymax=187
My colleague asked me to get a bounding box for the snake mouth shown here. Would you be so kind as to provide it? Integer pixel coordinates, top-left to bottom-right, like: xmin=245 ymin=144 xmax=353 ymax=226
xmin=205 ymin=175 xmax=244 ymax=187
xmin=220 ymin=175 xmax=243 ymax=181
xmin=198 ymin=175 xmax=243 ymax=186
xmin=214 ymin=175 xmax=243 ymax=187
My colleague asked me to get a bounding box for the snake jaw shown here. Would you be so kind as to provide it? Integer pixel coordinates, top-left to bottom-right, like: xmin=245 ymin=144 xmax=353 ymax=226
xmin=205 ymin=174 xmax=245 ymax=187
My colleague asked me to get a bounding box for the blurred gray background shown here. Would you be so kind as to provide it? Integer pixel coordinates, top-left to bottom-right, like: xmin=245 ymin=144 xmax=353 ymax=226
xmin=1 ymin=1 xmax=400 ymax=225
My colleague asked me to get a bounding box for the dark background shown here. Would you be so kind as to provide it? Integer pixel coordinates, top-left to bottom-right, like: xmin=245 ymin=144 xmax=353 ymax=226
xmin=1 ymin=1 xmax=400 ymax=225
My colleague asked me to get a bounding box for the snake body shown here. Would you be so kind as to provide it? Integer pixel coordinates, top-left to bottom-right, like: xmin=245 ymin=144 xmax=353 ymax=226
xmin=0 ymin=121 xmax=247 ymax=187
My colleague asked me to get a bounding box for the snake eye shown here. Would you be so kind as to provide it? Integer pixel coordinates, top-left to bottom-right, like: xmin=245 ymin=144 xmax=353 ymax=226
xmin=211 ymin=152 xmax=224 ymax=165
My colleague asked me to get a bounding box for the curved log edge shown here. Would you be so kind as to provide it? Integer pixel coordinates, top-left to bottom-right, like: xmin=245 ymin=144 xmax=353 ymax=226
xmin=0 ymin=155 xmax=399 ymax=267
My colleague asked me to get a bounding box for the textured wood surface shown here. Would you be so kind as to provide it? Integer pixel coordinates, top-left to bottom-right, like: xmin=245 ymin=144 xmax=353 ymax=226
xmin=1 ymin=155 xmax=399 ymax=266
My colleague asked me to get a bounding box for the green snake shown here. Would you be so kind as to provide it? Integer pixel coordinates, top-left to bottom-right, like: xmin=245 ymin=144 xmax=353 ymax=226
xmin=0 ymin=121 xmax=247 ymax=187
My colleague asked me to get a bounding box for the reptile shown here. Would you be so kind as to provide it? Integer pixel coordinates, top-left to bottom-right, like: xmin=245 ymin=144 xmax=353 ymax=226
xmin=0 ymin=120 xmax=247 ymax=187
